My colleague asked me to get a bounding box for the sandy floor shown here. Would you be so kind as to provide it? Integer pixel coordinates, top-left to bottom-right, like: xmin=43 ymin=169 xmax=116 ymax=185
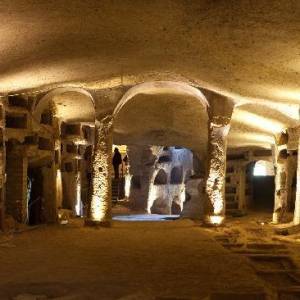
xmin=203 ymin=211 xmax=300 ymax=298
xmin=0 ymin=217 xmax=266 ymax=300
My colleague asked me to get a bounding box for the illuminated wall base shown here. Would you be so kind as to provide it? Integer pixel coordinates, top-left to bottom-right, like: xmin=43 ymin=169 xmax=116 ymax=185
xmin=124 ymin=174 xmax=132 ymax=199
xmin=205 ymin=215 xmax=225 ymax=226
xmin=85 ymin=219 xmax=111 ymax=227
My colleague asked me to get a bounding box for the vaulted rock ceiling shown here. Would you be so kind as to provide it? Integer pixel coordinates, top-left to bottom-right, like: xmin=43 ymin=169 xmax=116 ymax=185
xmin=1 ymin=0 xmax=299 ymax=150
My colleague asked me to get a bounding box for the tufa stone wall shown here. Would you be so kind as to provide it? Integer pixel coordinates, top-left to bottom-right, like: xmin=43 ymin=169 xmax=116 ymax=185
xmin=127 ymin=145 xmax=196 ymax=215
xmin=6 ymin=154 xmax=28 ymax=222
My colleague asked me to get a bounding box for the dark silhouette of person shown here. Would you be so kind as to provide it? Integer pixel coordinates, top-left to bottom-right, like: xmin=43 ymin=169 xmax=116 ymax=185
xmin=112 ymin=148 xmax=122 ymax=179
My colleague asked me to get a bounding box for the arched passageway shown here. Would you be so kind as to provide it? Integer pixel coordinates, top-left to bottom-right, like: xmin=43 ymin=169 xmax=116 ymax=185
xmin=4 ymin=88 xmax=96 ymax=226
xmin=99 ymin=82 xmax=210 ymax=222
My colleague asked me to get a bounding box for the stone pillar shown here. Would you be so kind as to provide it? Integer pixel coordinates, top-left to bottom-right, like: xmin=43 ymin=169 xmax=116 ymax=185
xmin=294 ymin=136 xmax=300 ymax=225
xmin=85 ymin=115 xmax=113 ymax=226
xmin=203 ymin=92 xmax=234 ymax=225
xmin=237 ymin=165 xmax=246 ymax=211
xmin=43 ymin=105 xmax=62 ymax=223
xmin=286 ymin=152 xmax=297 ymax=211
xmin=6 ymin=152 xmax=28 ymax=223
xmin=273 ymin=161 xmax=288 ymax=223
xmin=0 ymin=99 xmax=6 ymax=231
xmin=272 ymin=142 xmax=289 ymax=224
xmin=81 ymin=145 xmax=93 ymax=215
xmin=205 ymin=116 xmax=231 ymax=225
xmin=43 ymin=162 xmax=59 ymax=223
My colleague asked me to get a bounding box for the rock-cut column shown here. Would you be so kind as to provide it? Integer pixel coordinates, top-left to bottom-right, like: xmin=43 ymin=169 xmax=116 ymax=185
xmin=272 ymin=152 xmax=288 ymax=224
xmin=294 ymin=135 xmax=300 ymax=225
xmin=237 ymin=165 xmax=246 ymax=211
xmin=205 ymin=116 xmax=231 ymax=225
xmin=0 ymin=98 xmax=6 ymax=231
xmin=85 ymin=116 xmax=113 ymax=226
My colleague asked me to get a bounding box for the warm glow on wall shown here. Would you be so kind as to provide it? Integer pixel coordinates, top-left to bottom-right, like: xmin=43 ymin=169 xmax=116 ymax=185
xmin=213 ymin=196 xmax=224 ymax=215
xmin=274 ymin=88 xmax=300 ymax=102
xmin=234 ymin=110 xmax=285 ymax=133
xmin=75 ymin=173 xmax=82 ymax=216
xmin=56 ymin=169 xmax=63 ymax=208
xmin=229 ymin=132 xmax=275 ymax=145
xmin=209 ymin=215 xmax=224 ymax=225
xmin=89 ymin=162 xmax=112 ymax=223
xmin=90 ymin=195 xmax=107 ymax=221
xmin=206 ymin=171 xmax=224 ymax=216
xmin=90 ymin=157 xmax=111 ymax=222
xmin=89 ymin=158 xmax=111 ymax=222
xmin=179 ymin=184 xmax=186 ymax=210
xmin=147 ymin=184 xmax=158 ymax=213
xmin=87 ymin=116 xmax=113 ymax=226
xmin=124 ymin=174 xmax=132 ymax=198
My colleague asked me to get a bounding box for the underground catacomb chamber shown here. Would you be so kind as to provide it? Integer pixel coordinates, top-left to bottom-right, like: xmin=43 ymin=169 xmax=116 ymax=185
xmin=1 ymin=4 xmax=300 ymax=298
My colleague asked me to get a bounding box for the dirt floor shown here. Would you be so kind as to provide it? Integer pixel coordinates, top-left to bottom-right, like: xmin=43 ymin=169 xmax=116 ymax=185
xmin=0 ymin=214 xmax=268 ymax=300
xmin=205 ymin=211 xmax=300 ymax=299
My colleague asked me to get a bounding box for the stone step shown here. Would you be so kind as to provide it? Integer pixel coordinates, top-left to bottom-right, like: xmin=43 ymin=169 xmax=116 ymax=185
xmin=247 ymin=243 xmax=287 ymax=250
xmin=209 ymin=290 xmax=266 ymax=300
xmin=226 ymin=201 xmax=238 ymax=210
xmin=225 ymin=195 xmax=235 ymax=202
xmin=225 ymin=209 xmax=245 ymax=217
xmin=221 ymin=243 xmax=244 ymax=249
xmin=242 ymin=254 xmax=290 ymax=258
xmin=256 ymin=269 xmax=300 ymax=274
xmin=278 ymin=286 xmax=300 ymax=299
xmin=233 ymin=249 xmax=289 ymax=255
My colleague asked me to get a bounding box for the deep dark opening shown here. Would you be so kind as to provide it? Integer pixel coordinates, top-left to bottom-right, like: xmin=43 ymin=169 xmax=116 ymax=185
xmin=66 ymin=144 xmax=78 ymax=154
xmin=252 ymin=176 xmax=275 ymax=210
xmin=28 ymin=168 xmax=44 ymax=225
xmin=38 ymin=137 xmax=52 ymax=150
xmin=170 ymin=166 xmax=183 ymax=184
xmin=131 ymin=175 xmax=141 ymax=189
xmin=154 ymin=169 xmax=167 ymax=185
xmin=40 ymin=112 xmax=53 ymax=125
xmin=64 ymin=124 xmax=81 ymax=136
xmin=8 ymin=95 xmax=28 ymax=108
xmin=6 ymin=114 xmax=27 ymax=129
xmin=246 ymin=161 xmax=275 ymax=211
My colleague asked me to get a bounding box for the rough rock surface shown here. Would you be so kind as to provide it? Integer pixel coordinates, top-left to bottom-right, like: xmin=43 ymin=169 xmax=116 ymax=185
xmin=181 ymin=178 xmax=204 ymax=219
xmin=0 ymin=1 xmax=299 ymax=151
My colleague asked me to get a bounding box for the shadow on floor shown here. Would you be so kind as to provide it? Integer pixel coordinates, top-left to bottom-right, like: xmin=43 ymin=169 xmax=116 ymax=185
xmin=112 ymin=214 xmax=180 ymax=221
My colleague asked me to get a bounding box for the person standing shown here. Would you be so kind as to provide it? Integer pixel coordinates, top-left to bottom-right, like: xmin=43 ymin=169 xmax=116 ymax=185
xmin=112 ymin=147 xmax=122 ymax=179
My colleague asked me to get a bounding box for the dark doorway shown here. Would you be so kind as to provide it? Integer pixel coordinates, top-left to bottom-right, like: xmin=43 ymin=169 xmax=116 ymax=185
xmin=252 ymin=176 xmax=275 ymax=211
xmin=154 ymin=169 xmax=167 ymax=185
xmin=28 ymin=168 xmax=44 ymax=225
xmin=246 ymin=161 xmax=275 ymax=212
xmin=170 ymin=166 xmax=183 ymax=184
